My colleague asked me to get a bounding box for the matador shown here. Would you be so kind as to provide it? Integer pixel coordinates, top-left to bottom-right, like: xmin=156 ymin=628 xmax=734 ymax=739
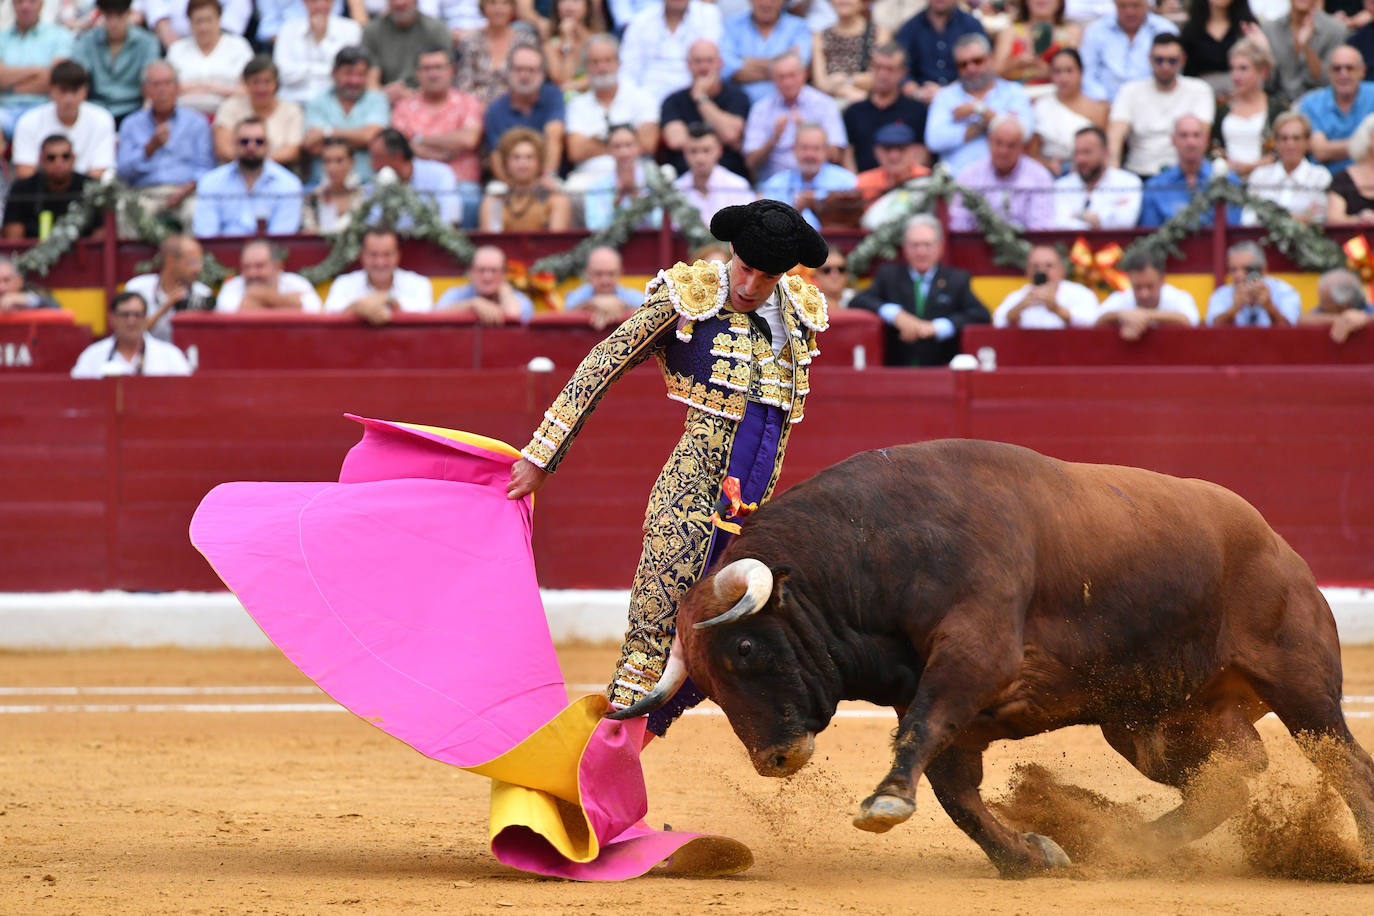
xmin=506 ymin=201 xmax=830 ymax=734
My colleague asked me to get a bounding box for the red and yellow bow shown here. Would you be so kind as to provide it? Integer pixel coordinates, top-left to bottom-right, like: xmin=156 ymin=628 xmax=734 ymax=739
xmin=506 ymin=260 xmax=563 ymax=312
xmin=1068 ymin=237 xmax=1130 ymax=294
xmin=1344 ymin=236 xmax=1374 ymax=301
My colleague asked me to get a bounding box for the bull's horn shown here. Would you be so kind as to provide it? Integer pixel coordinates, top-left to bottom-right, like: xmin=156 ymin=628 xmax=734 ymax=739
xmin=605 ymin=638 xmax=688 ymax=721
xmin=695 ymin=558 xmax=773 ymax=629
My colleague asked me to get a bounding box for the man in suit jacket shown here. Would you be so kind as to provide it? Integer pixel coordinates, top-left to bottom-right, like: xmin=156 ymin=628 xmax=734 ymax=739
xmin=852 ymin=213 xmax=990 ymax=366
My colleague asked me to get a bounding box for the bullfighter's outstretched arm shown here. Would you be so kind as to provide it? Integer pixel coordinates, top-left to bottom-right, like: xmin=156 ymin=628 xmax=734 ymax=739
xmin=520 ymin=290 xmax=679 ymax=473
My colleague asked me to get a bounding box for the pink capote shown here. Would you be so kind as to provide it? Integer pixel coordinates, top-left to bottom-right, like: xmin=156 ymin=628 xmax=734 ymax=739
xmin=189 ymin=416 xmax=751 ymax=880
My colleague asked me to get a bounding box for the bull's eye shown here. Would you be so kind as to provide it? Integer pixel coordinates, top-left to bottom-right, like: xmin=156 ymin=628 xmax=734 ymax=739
xmin=737 ymin=639 xmax=752 ymax=658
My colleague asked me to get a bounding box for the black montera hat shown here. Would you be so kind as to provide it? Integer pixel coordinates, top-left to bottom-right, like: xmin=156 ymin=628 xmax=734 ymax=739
xmin=710 ymin=200 xmax=829 ymax=275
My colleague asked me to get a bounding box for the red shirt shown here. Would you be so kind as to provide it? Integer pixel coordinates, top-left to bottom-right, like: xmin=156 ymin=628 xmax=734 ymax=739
xmin=391 ymin=89 xmax=485 ymax=183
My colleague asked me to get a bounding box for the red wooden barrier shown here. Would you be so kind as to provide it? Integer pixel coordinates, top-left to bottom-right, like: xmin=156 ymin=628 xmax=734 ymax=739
xmin=0 ymin=313 xmax=93 ymax=372
xmin=170 ymin=309 xmax=888 ymax=372
xmin=962 ymin=326 xmax=1374 ymax=366
xmin=3 ymin=364 xmax=1373 ymax=593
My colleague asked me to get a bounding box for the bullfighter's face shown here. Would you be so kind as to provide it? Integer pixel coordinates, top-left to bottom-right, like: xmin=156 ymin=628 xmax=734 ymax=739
xmin=678 ymin=570 xmax=828 ymax=778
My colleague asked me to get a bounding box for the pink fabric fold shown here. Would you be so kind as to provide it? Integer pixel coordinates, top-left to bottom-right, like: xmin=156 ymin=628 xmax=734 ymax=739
xmin=188 ymin=415 xmax=751 ymax=880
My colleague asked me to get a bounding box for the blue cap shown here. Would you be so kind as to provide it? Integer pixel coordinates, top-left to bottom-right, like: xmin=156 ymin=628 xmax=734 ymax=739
xmin=873 ymin=122 xmax=916 ymax=147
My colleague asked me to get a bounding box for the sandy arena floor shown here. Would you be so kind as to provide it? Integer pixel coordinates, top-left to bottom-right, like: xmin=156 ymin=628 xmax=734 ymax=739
xmin=3 ymin=645 xmax=1374 ymax=915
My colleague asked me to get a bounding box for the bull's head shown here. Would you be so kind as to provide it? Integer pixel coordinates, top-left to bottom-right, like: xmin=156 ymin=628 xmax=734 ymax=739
xmin=610 ymin=558 xmax=827 ymax=778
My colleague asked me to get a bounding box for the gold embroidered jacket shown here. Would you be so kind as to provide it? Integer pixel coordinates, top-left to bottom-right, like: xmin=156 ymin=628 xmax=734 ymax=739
xmin=521 ymin=260 xmax=829 ymax=473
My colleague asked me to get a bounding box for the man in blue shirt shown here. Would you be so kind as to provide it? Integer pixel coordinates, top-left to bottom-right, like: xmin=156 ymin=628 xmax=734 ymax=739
xmin=0 ymin=0 xmax=75 ymax=137
xmin=302 ymin=45 xmax=391 ymax=185
xmin=925 ymin=33 xmax=1034 ymax=175
xmin=1299 ymin=45 xmax=1374 ymax=174
xmin=367 ymin=128 xmax=461 ymax=227
xmin=194 ymin=117 xmax=304 ymax=237
xmin=116 ymin=60 xmax=216 ymax=231
xmin=758 ymin=122 xmax=858 ymax=229
xmin=1205 ymin=241 xmax=1302 ymax=327
xmin=484 ymin=44 xmax=566 ymax=180
xmin=894 ymin=0 xmax=986 ymax=104
xmin=1140 ymin=114 xmax=1241 ymax=227
xmin=1078 ymin=0 xmax=1178 ymax=102
xmin=720 ymin=0 xmax=813 ymax=105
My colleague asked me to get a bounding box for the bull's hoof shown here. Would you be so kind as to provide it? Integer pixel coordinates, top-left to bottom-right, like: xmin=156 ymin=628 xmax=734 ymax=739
xmin=1024 ymin=832 xmax=1072 ymax=869
xmin=852 ymin=794 xmax=916 ymax=833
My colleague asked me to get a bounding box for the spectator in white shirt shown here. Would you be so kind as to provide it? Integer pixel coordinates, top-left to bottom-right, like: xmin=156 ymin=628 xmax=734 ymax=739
xmin=994 ymin=244 xmax=1102 ymax=329
xmin=1095 ymin=247 xmax=1200 ymax=340
xmin=1243 ymin=110 xmax=1330 ymax=225
xmin=672 ymin=122 xmax=755 ymax=225
xmin=323 ymin=228 xmax=435 ymax=324
xmin=10 ymin=60 xmax=115 ymax=180
xmin=564 ymin=33 xmax=660 ymax=177
xmin=1107 ymin=32 xmax=1215 ymax=178
xmin=216 ymin=239 xmax=324 ymax=314
xmin=619 ymin=0 xmax=723 ymax=109
xmin=164 ymin=0 xmax=254 ymax=114
xmin=71 ymin=291 xmax=193 ymax=378
xmin=272 ymin=0 xmax=364 ymax=105
xmin=1051 ymin=125 xmax=1143 ymax=229
xmin=123 ymin=234 xmax=214 ymax=341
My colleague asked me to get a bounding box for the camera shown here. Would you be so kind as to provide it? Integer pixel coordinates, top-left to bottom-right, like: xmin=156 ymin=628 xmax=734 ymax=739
xmin=1031 ymin=271 xmax=1048 ymax=286
xmin=1245 ymin=266 xmax=1263 ymax=279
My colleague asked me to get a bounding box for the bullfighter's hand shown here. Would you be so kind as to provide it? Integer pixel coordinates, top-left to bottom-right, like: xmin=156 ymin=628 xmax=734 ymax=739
xmin=507 ymin=459 xmax=550 ymax=500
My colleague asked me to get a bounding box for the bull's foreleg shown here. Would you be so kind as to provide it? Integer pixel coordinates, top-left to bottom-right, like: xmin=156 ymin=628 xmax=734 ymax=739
xmin=924 ymin=745 xmax=1072 ymax=877
xmin=853 ymin=625 xmax=1020 ymax=834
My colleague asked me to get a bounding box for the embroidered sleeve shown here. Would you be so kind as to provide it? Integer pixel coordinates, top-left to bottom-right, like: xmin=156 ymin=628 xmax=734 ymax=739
xmin=521 ymin=290 xmax=680 ymax=472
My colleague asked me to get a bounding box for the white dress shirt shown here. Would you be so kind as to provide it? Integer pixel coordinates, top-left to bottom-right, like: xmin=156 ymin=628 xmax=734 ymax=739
xmin=322 ymin=268 xmax=434 ymax=314
xmin=993 ymin=280 xmax=1102 ymax=329
xmin=10 ymin=102 xmax=116 ymax=176
xmin=619 ymin=2 xmax=723 ymax=108
xmin=1098 ymin=282 xmax=1201 ymax=325
xmin=216 ymin=272 xmax=324 ymax=313
xmin=1051 ymin=167 xmax=1144 ymax=230
xmin=272 ymin=15 xmax=364 ymax=105
xmin=1242 ymin=158 xmax=1331 ymax=226
xmin=71 ymin=332 xmax=193 ymax=378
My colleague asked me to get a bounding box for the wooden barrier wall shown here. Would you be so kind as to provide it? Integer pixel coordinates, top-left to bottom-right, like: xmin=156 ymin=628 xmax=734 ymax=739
xmin=4 ymin=363 xmax=1373 ymax=592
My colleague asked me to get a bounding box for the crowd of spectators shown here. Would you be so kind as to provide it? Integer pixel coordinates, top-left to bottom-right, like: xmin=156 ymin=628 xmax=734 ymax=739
xmin=15 ymin=0 xmax=1374 ymax=242
xmin=2 ymin=0 xmax=1374 ymax=371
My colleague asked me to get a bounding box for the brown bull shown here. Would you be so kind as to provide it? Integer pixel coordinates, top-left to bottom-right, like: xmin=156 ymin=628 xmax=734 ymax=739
xmin=613 ymin=439 xmax=1374 ymax=876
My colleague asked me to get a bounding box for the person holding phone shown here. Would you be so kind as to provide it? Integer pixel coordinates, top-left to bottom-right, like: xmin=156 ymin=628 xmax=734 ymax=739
xmin=1204 ymin=240 xmax=1301 ymax=327
xmin=994 ymin=0 xmax=1083 ymax=86
xmin=992 ymin=243 xmax=1101 ymax=328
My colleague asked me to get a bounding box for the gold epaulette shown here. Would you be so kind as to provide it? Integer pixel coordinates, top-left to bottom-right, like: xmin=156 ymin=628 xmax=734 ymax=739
xmin=780 ymin=274 xmax=829 ymax=333
xmin=645 ymin=260 xmax=730 ymax=325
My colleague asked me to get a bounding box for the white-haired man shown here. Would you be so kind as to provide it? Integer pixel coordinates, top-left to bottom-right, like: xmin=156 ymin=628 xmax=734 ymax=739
xmin=948 ymin=114 xmax=1054 ymax=231
xmin=924 ymin=32 xmax=1033 ymax=175
xmin=742 ymin=49 xmax=848 ymax=184
xmin=564 ymin=34 xmax=660 ymax=175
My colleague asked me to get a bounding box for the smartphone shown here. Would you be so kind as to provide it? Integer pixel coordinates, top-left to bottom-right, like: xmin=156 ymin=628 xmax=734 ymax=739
xmin=1031 ymin=21 xmax=1053 ymax=57
xmin=1031 ymin=271 xmax=1049 ymax=286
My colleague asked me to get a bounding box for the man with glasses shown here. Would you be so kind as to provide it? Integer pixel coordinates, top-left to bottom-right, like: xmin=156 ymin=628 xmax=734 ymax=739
xmin=1205 ymin=241 xmax=1301 ymax=328
xmin=925 ymin=33 xmax=1033 ymax=175
xmin=483 ymin=45 xmax=565 ymax=182
xmin=1260 ymin=0 xmax=1345 ymax=105
xmin=812 ymin=246 xmax=855 ymax=309
xmin=1107 ymin=33 xmax=1214 ymax=178
xmin=3 ymin=135 xmax=101 ymax=241
xmin=1299 ymin=45 xmax=1374 ymax=174
xmin=122 ymin=234 xmax=213 ymax=342
xmin=1078 ymin=0 xmax=1177 ymax=103
xmin=71 ymin=291 xmax=193 ymax=379
xmin=193 ymin=117 xmax=304 ymax=237
xmin=893 ymin=0 xmax=986 ymax=103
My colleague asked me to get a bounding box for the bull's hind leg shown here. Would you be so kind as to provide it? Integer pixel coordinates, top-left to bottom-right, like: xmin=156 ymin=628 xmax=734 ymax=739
xmin=1101 ymin=707 xmax=1268 ymax=852
xmin=925 ymin=744 xmax=1072 ymax=877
